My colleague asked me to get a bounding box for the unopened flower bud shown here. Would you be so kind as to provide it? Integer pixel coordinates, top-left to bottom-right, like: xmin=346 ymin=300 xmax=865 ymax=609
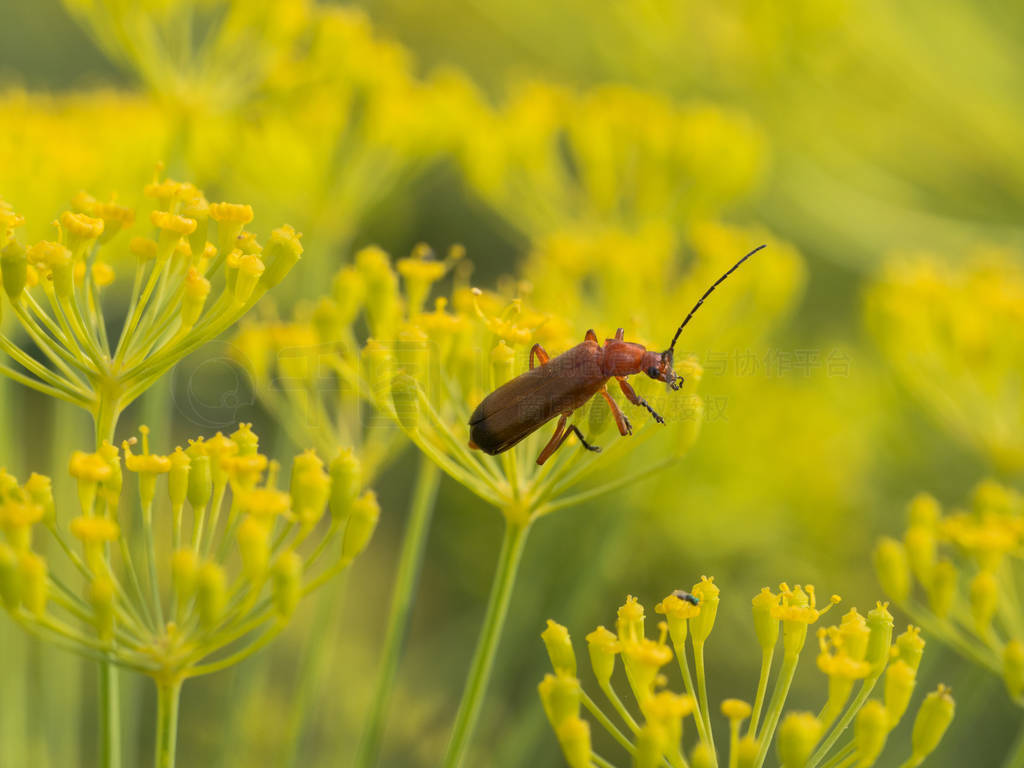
xmin=585 ymin=626 xmax=619 ymax=685
xmin=854 ymin=699 xmax=889 ymax=765
xmin=234 ymin=253 xmax=265 ymax=304
xmin=328 ymin=449 xmax=361 ymax=522
xmin=904 ymin=525 xmax=936 ymax=585
xmin=198 ymin=562 xmax=227 ymax=629
xmin=89 ymin=576 xmax=115 ymax=643
xmin=874 ymin=537 xmax=910 ymax=603
xmin=1 ymin=240 xmax=28 ymax=299
xmin=777 ymin=712 xmax=821 ymax=768
xmin=910 ymin=686 xmax=955 ymax=763
xmin=969 ymin=570 xmax=998 ymax=635
xmin=752 ymin=586 xmax=781 ymax=652
xmin=538 ymin=672 xmax=580 ymax=728
xmin=893 ymin=625 xmax=925 ymax=672
xmin=181 ymin=268 xmax=211 ymax=329
xmin=865 ymin=602 xmax=894 ymax=673
xmin=927 ymin=560 xmax=957 ymax=619
xmin=209 ymin=202 xmax=253 ymax=255
xmin=391 ymin=372 xmax=420 ymax=430
xmin=689 ymin=576 xmax=719 ymax=644
xmin=19 ymin=551 xmax=46 ymax=616
xmin=259 ymin=225 xmax=303 ymax=293
xmin=907 ymin=492 xmax=940 ymax=527
xmin=554 ymin=716 xmax=590 ymax=768
xmin=541 ymin=619 xmax=576 ymax=676
xmin=168 ymin=447 xmax=190 ymax=508
xmin=342 ymin=491 xmax=380 ymax=560
xmin=237 ymin=517 xmax=270 ymax=578
xmin=185 ymin=445 xmax=212 ymax=511
xmin=635 ymin=723 xmax=669 ymax=768
xmin=736 ymin=736 xmax=760 ymax=768
xmin=273 ymin=551 xmax=303 ymax=617
xmin=885 ymin=659 xmax=916 ymax=727
xmin=171 ymin=549 xmax=199 ymax=603
xmin=616 ymin=595 xmax=645 ymax=644
xmin=0 ymin=543 xmax=20 ymax=609
xmin=1003 ymin=640 xmax=1024 ymax=700
xmin=689 ymin=740 xmax=715 ymax=768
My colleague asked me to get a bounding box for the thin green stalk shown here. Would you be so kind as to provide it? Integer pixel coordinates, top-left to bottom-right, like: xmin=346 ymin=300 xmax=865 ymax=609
xmin=154 ymin=678 xmax=182 ymax=768
xmin=806 ymin=673 xmax=882 ymax=768
xmin=582 ymin=692 xmax=637 ymax=757
xmin=692 ymin=639 xmax=717 ymax=761
xmin=753 ymin=652 xmax=800 ymax=768
xmin=672 ymin=640 xmax=710 ymax=747
xmin=747 ymin=646 xmax=774 ymax=737
xmin=355 ymin=459 xmax=441 ymax=768
xmin=95 ymin=405 xmax=122 ymax=768
xmin=442 ymin=518 xmax=531 ymax=768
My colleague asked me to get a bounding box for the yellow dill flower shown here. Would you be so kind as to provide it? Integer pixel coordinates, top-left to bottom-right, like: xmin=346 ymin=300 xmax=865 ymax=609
xmin=0 ymin=178 xmax=300 ymax=443
xmin=540 ymin=583 xmax=950 ymax=768
xmin=0 ymin=423 xmax=378 ymax=767
xmin=866 ymin=252 xmax=1024 ymax=472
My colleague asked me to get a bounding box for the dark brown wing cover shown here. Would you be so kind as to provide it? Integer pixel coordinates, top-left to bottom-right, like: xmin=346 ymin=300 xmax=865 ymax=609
xmin=468 ymin=342 xmax=606 ymax=455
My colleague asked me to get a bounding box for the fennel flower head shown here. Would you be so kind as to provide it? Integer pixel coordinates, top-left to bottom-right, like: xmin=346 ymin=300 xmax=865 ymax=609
xmin=0 ymin=174 xmax=301 ymax=439
xmin=235 ymin=243 xmax=709 ymax=525
xmin=865 ymin=251 xmax=1024 ymax=473
xmin=875 ymin=479 xmax=1024 ymax=706
xmin=539 ymin=581 xmax=954 ymax=768
xmin=0 ymin=422 xmax=376 ymax=684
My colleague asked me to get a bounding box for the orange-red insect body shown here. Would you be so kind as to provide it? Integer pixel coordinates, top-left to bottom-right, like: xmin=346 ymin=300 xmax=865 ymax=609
xmin=468 ymin=245 xmax=765 ymax=465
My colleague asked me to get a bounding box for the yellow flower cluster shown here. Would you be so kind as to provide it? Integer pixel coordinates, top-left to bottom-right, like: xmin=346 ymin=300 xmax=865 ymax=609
xmin=865 ymin=252 xmax=1024 ymax=472
xmin=0 ymin=422 xmax=375 ymax=685
xmin=0 ymin=176 xmax=301 ymax=440
xmin=540 ymin=581 xmax=953 ymax=768
xmin=875 ymin=479 xmax=1024 ymax=706
xmin=235 ymin=243 xmax=705 ymax=523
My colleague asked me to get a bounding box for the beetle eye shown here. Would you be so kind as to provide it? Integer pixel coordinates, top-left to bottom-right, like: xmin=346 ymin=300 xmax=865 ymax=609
xmin=646 ymin=366 xmax=659 ymax=379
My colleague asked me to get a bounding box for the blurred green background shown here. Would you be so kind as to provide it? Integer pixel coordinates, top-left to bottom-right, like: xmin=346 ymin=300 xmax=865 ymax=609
xmin=1 ymin=0 xmax=1021 ymax=765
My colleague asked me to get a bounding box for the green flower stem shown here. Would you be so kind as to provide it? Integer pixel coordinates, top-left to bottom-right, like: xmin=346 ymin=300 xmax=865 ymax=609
xmin=599 ymin=680 xmax=641 ymax=735
xmin=819 ymin=742 xmax=856 ymax=768
xmin=806 ymin=673 xmax=882 ymax=768
xmin=536 ymin=454 xmax=679 ymax=517
xmin=591 ymin=752 xmax=618 ymax=768
xmin=582 ymin=691 xmax=637 ymax=757
xmin=754 ymin=651 xmax=800 ymax=768
xmin=672 ymin=640 xmax=711 ymax=747
xmin=692 ymin=638 xmax=717 ymax=762
xmin=442 ymin=517 xmax=531 ymax=768
xmin=99 ymin=659 xmax=122 ymax=768
xmin=95 ymin=402 xmax=122 ymax=768
xmin=747 ymin=646 xmax=774 ymax=737
xmin=154 ymin=678 xmax=182 ymax=768
xmin=900 ymin=600 xmax=1000 ymax=673
xmin=728 ymin=716 xmax=742 ymax=768
xmin=142 ymin=500 xmax=165 ymax=627
xmin=355 ymin=458 xmax=441 ymax=768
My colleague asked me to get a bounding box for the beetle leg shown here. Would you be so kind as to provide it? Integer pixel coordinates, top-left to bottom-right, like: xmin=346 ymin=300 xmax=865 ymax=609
xmin=536 ymin=414 xmax=568 ymax=465
xmin=617 ymin=377 xmax=665 ymax=424
xmin=584 ymin=329 xmax=599 ymax=344
xmin=529 ymin=344 xmax=550 ymax=370
xmin=600 ymin=387 xmax=632 ymax=436
xmin=614 ymin=327 xmax=625 ymax=341
xmin=536 ymin=414 xmax=602 ymax=465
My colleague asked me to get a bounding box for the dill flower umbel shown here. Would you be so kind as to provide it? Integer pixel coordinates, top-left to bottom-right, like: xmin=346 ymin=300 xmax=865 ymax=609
xmin=0 ymin=423 xmax=375 ymax=767
xmin=540 ymin=582 xmax=953 ymax=768
xmin=875 ymin=479 xmax=1024 ymax=707
xmin=236 ymin=243 xmax=709 ymax=766
xmin=865 ymin=252 xmax=1024 ymax=473
xmin=0 ymin=176 xmax=301 ymax=442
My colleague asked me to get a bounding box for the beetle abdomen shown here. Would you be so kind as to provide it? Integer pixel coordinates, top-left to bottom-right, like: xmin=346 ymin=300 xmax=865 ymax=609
xmin=468 ymin=342 xmax=606 ymax=455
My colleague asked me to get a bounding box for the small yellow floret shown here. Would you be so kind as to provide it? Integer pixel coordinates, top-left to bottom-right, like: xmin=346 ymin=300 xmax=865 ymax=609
xmin=60 ymin=211 xmax=104 ymax=240
xmin=69 ymin=451 xmax=112 ymax=483
xmin=151 ymin=210 xmax=197 ymax=236
xmin=721 ymin=699 xmax=752 ymax=722
xmin=209 ymin=202 xmax=254 ymax=224
xmin=70 ymin=515 xmax=120 ymax=542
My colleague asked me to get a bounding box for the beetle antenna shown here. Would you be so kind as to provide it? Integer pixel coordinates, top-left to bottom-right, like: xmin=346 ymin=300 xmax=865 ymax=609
xmin=667 ymin=244 xmax=766 ymax=353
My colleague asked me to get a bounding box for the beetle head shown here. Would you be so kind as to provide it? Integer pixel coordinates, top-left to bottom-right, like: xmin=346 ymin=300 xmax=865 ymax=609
xmin=643 ymin=349 xmax=682 ymax=390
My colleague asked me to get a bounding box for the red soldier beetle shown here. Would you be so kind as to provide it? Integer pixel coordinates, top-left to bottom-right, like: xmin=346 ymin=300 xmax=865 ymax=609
xmin=468 ymin=244 xmax=766 ymax=465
